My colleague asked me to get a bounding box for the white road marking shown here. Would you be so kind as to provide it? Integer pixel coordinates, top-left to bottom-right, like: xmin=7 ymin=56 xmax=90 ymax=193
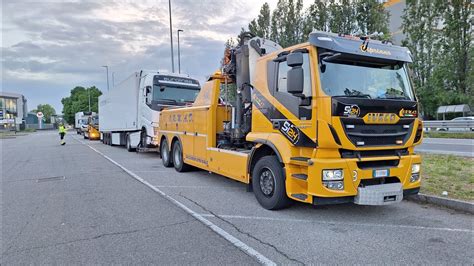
xmin=199 ymin=214 xmax=473 ymax=233
xmin=75 ymin=137 xmax=275 ymax=266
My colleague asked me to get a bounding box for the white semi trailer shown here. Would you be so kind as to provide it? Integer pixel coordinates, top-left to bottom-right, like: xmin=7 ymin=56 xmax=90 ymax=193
xmin=99 ymin=70 xmax=200 ymax=151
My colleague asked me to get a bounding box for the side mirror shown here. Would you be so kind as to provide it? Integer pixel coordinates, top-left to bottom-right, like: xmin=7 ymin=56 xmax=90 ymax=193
xmin=286 ymin=53 xmax=304 ymax=95
xmin=287 ymin=52 xmax=303 ymax=67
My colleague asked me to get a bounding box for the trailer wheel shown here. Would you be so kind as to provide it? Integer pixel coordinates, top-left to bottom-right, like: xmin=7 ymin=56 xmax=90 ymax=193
xmin=172 ymin=140 xmax=191 ymax=172
xmin=126 ymin=134 xmax=135 ymax=152
xmin=252 ymin=156 xmax=291 ymax=210
xmin=161 ymin=138 xmax=173 ymax=167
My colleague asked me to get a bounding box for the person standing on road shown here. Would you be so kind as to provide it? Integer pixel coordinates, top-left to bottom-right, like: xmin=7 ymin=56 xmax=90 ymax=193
xmin=59 ymin=123 xmax=66 ymax=145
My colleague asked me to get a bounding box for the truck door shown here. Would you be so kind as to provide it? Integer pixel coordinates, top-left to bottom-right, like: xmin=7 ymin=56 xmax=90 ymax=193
xmin=269 ymin=50 xmax=316 ymax=148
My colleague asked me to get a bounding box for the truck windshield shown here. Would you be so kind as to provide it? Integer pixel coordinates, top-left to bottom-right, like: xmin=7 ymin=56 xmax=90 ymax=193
xmin=319 ymin=61 xmax=415 ymax=100
xmin=153 ymin=85 xmax=200 ymax=104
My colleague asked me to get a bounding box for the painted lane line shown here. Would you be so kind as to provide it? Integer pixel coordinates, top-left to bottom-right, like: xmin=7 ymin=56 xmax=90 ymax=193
xmin=75 ymin=137 xmax=275 ymax=266
xmin=199 ymin=214 xmax=473 ymax=233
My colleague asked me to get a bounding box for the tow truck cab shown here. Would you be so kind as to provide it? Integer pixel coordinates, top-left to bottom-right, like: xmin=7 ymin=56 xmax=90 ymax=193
xmin=158 ymin=31 xmax=423 ymax=209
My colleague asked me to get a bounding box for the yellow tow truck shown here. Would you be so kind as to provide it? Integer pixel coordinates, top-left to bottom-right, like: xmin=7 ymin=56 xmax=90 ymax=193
xmin=158 ymin=31 xmax=423 ymax=210
xmin=84 ymin=115 xmax=100 ymax=140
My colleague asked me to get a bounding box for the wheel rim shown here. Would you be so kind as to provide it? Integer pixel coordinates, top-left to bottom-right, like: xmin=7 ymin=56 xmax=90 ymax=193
xmin=162 ymin=143 xmax=168 ymax=162
xmin=174 ymin=144 xmax=182 ymax=167
xmin=259 ymin=168 xmax=275 ymax=197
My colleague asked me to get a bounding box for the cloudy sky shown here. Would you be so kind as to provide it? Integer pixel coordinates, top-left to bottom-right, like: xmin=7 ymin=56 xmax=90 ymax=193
xmin=3 ymin=0 xmax=314 ymax=113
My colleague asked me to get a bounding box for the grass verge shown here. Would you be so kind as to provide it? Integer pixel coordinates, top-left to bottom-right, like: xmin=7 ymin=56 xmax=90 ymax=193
xmin=424 ymin=131 xmax=474 ymax=139
xmin=421 ymin=154 xmax=473 ymax=201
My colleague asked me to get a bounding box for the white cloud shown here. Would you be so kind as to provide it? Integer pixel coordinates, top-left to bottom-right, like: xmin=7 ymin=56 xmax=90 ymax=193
xmin=1 ymin=0 xmax=306 ymax=112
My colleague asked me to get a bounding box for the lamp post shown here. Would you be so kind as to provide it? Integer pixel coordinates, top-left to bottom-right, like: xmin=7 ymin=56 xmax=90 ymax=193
xmin=88 ymin=88 xmax=91 ymax=112
xmin=168 ymin=0 xmax=175 ymax=73
xmin=177 ymin=29 xmax=183 ymax=74
xmin=102 ymin=65 xmax=109 ymax=91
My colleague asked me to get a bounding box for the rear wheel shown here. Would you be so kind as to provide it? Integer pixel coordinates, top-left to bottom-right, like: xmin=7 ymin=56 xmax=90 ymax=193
xmin=172 ymin=140 xmax=191 ymax=172
xmin=126 ymin=134 xmax=135 ymax=152
xmin=161 ymin=138 xmax=173 ymax=167
xmin=252 ymin=156 xmax=291 ymax=210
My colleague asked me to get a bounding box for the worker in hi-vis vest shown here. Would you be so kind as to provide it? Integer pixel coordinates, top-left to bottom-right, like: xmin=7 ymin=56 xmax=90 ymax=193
xmin=58 ymin=123 xmax=66 ymax=145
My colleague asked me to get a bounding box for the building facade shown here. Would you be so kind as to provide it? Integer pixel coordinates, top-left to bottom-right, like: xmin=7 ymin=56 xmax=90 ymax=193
xmin=0 ymin=92 xmax=28 ymax=131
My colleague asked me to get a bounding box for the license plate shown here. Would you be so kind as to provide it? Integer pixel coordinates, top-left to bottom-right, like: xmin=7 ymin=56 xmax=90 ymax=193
xmin=373 ymin=169 xmax=389 ymax=178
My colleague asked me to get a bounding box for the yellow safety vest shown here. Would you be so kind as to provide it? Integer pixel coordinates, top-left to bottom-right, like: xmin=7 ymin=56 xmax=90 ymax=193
xmin=59 ymin=125 xmax=66 ymax=134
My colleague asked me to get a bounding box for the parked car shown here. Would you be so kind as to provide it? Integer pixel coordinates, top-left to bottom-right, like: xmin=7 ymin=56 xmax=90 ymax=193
xmin=437 ymin=116 xmax=474 ymax=131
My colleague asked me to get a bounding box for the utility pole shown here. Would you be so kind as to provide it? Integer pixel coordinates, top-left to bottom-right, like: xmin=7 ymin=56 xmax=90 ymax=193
xmin=88 ymin=88 xmax=91 ymax=112
xmin=102 ymin=65 xmax=109 ymax=91
xmin=112 ymin=72 xmax=115 ymax=87
xmin=168 ymin=0 xmax=175 ymax=73
xmin=177 ymin=29 xmax=183 ymax=74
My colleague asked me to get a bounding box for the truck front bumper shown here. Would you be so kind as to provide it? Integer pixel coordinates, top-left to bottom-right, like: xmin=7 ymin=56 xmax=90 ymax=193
xmin=303 ymin=154 xmax=421 ymax=206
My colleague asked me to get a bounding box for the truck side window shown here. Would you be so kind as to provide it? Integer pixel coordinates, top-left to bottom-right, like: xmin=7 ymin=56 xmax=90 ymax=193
xmin=277 ymin=53 xmax=311 ymax=97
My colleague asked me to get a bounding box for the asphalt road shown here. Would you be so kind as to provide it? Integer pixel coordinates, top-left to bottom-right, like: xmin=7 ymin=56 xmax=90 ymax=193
xmin=2 ymin=131 xmax=473 ymax=264
xmin=416 ymin=137 xmax=473 ymax=157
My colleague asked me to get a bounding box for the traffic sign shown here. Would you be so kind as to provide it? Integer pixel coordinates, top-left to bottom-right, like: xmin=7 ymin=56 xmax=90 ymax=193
xmin=36 ymin=112 xmax=44 ymax=118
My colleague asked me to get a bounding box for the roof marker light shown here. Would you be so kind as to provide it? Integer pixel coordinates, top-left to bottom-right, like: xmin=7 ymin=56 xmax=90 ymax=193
xmin=317 ymin=37 xmax=333 ymax=42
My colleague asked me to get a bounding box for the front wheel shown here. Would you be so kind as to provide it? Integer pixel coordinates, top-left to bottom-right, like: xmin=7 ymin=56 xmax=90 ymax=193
xmin=252 ymin=156 xmax=291 ymax=210
xmin=161 ymin=138 xmax=173 ymax=167
xmin=172 ymin=140 xmax=191 ymax=172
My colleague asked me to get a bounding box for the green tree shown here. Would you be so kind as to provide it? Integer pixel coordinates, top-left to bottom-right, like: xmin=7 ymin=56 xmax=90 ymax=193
xmin=328 ymin=0 xmax=357 ymax=35
xmin=303 ymin=0 xmax=329 ymax=37
xmin=355 ymin=0 xmax=390 ymax=37
xmin=402 ymin=0 xmax=472 ymax=118
xmin=31 ymin=104 xmax=56 ymax=123
xmin=249 ymin=2 xmax=272 ymax=39
xmin=61 ymin=86 xmax=102 ymax=124
xmin=440 ymin=0 xmax=472 ymax=99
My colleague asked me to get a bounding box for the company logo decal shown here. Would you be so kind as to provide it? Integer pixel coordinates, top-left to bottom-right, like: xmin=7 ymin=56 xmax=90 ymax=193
xmin=363 ymin=113 xmax=400 ymax=124
xmin=359 ymin=44 xmax=392 ymax=56
xmin=343 ymin=105 xmax=360 ymax=117
xmin=279 ymin=120 xmax=300 ymax=145
xmin=399 ymin=108 xmax=417 ymax=117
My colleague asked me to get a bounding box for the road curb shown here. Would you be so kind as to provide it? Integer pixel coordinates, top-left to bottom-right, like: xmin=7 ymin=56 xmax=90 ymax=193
xmin=408 ymin=193 xmax=474 ymax=214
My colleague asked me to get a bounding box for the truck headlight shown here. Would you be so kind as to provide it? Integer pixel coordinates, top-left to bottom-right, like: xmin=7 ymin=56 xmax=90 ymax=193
xmin=410 ymin=164 xmax=421 ymax=182
xmin=412 ymin=164 xmax=420 ymax=174
xmin=322 ymin=169 xmax=344 ymax=181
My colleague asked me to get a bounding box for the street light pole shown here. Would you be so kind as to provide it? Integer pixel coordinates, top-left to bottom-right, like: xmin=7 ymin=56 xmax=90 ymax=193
xmin=88 ymin=88 xmax=91 ymax=112
xmin=168 ymin=0 xmax=175 ymax=73
xmin=177 ymin=29 xmax=183 ymax=74
xmin=102 ymin=65 xmax=109 ymax=91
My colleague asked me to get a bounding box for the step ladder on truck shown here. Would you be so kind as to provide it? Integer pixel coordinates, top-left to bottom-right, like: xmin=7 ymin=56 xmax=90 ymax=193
xmin=157 ymin=31 xmax=423 ymax=210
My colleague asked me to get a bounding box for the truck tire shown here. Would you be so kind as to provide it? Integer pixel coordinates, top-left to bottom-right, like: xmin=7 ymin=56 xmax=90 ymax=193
xmin=126 ymin=134 xmax=135 ymax=152
xmin=172 ymin=140 xmax=191 ymax=172
xmin=161 ymin=138 xmax=173 ymax=167
xmin=252 ymin=156 xmax=291 ymax=210
xmin=140 ymin=129 xmax=147 ymax=148
xmin=83 ymin=133 xmax=88 ymax=139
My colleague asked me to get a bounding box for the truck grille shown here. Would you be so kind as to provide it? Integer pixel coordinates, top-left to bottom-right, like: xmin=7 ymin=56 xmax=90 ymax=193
xmin=340 ymin=118 xmax=415 ymax=147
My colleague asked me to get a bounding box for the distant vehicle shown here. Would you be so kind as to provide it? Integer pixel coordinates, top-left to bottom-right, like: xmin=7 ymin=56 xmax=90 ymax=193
xmin=99 ymin=71 xmax=200 ymax=152
xmin=75 ymin=111 xmax=96 ymax=134
xmin=84 ymin=115 xmax=100 ymax=140
xmin=437 ymin=116 xmax=474 ymax=131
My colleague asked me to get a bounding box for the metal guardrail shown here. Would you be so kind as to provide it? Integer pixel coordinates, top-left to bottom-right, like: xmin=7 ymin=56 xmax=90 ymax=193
xmin=423 ymin=120 xmax=474 ymax=130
